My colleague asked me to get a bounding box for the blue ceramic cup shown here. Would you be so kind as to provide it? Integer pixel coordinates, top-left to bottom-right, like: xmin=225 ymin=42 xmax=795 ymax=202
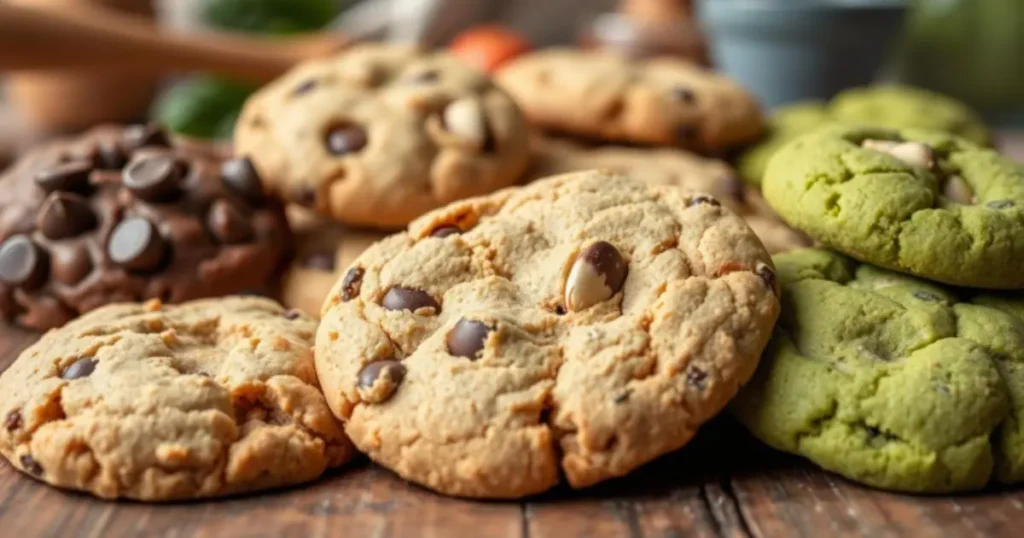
xmin=697 ymin=0 xmax=908 ymax=108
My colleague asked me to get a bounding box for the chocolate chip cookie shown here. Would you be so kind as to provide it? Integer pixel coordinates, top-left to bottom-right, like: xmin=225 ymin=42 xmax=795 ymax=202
xmin=497 ymin=48 xmax=764 ymax=153
xmin=315 ymin=171 xmax=780 ymax=498
xmin=0 ymin=296 xmax=355 ymax=500
xmin=235 ymin=44 xmax=531 ymax=229
xmin=733 ymin=249 xmax=1024 ymax=492
xmin=528 ymin=138 xmax=809 ymax=254
xmin=282 ymin=207 xmax=387 ymax=317
xmin=763 ymin=126 xmax=1024 ymax=289
xmin=0 ymin=125 xmax=292 ymax=331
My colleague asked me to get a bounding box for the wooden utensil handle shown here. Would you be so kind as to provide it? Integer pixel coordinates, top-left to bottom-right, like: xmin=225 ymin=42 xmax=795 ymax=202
xmin=0 ymin=3 xmax=347 ymax=82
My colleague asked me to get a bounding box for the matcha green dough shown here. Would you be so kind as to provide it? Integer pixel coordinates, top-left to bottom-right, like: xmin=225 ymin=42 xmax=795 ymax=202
xmin=762 ymin=126 xmax=1024 ymax=289
xmin=732 ymin=248 xmax=1024 ymax=493
xmin=737 ymin=86 xmax=990 ymax=185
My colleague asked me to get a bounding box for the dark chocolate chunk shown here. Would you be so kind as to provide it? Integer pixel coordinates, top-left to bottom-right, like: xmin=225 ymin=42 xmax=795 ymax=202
xmin=107 ymin=217 xmax=168 ymax=271
xmin=123 ymin=124 xmax=170 ymax=150
xmin=123 ymin=155 xmax=183 ymax=202
xmin=19 ymin=454 xmax=43 ymax=476
xmin=430 ymin=225 xmax=461 ymax=238
xmin=292 ymin=79 xmax=318 ymax=96
xmin=689 ymin=195 xmax=721 ymax=207
xmin=34 ymin=160 xmax=92 ymax=193
xmin=325 ymin=124 xmax=368 ymax=155
xmin=382 ymin=287 xmax=440 ymax=314
xmin=283 ymin=309 xmax=302 ymax=320
xmin=686 ymin=367 xmax=708 ymax=391
xmin=341 ymin=267 xmax=364 ymax=301
xmin=206 ymin=199 xmax=253 ymax=244
xmin=51 ymin=244 xmax=93 ymax=285
xmin=4 ymin=410 xmax=21 ymax=431
xmin=96 ymin=141 xmax=128 ymax=170
xmin=295 ymin=187 xmax=317 ymax=208
xmin=220 ymin=157 xmax=265 ymax=203
xmin=0 ymin=235 xmax=49 ymax=289
xmin=61 ymin=357 xmax=97 ymax=380
xmin=38 ymin=192 xmax=97 ymax=240
xmin=357 ymin=360 xmax=406 ymax=401
xmin=446 ymin=318 xmax=492 ymax=360
xmin=755 ymin=262 xmax=777 ymax=295
xmin=565 ymin=241 xmax=628 ymax=312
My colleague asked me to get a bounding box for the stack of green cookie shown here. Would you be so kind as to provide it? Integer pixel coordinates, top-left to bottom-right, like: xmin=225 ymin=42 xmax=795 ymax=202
xmin=732 ymin=124 xmax=1024 ymax=493
xmin=736 ymin=86 xmax=991 ymax=186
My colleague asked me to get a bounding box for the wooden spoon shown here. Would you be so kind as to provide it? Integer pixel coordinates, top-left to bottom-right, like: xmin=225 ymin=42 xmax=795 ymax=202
xmin=0 ymin=2 xmax=349 ymax=83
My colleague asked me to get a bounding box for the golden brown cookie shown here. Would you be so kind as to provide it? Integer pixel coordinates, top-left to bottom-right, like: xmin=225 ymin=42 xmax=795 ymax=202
xmin=497 ymin=49 xmax=763 ymax=152
xmin=0 ymin=297 xmax=355 ymax=501
xmin=236 ymin=44 xmax=531 ymax=229
xmin=315 ymin=171 xmax=780 ymax=498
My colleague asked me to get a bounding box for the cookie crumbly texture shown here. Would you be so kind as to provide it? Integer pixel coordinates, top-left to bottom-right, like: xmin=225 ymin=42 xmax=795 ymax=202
xmin=0 ymin=297 xmax=355 ymax=501
xmin=528 ymin=137 xmax=810 ymax=254
xmin=496 ymin=49 xmax=764 ymax=152
xmin=282 ymin=207 xmax=388 ymax=317
xmin=315 ymin=171 xmax=780 ymax=498
xmin=737 ymin=86 xmax=990 ymax=185
xmin=235 ymin=44 xmax=531 ymax=229
xmin=763 ymin=126 xmax=1024 ymax=289
xmin=732 ymin=249 xmax=1024 ymax=492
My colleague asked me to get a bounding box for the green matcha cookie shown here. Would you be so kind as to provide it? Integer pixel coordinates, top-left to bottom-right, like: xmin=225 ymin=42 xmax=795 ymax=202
xmin=763 ymin=126 xmax=1024 ymax=289
xmin=733 ymin=248 xmax=1024 ymax=493
xmin=737 ymin=86 xmax=990 ymax=185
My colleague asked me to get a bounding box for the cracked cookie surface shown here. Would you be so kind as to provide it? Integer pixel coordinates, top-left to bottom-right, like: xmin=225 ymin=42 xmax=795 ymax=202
xmin=0 ymin=296 xmax=355 ymax=501
xmin=528 ymin=137 xmax=809 ymax=255
xmin=235 ymin=44 xmax=530 ymax=229
xmin=315 ymin=171 xmax=779 ymax=498
xmin=732 ymin=248 xmax=1024 ymax=492
xmin=763 ymin=126 xmax=1024 ymax=288
xmin=496 ymin=48 xmax=763 ymax=153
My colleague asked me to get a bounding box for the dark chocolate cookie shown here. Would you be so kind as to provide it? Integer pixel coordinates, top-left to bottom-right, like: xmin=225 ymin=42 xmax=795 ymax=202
xmin=0 ymin=125 xmax=292 ymax=330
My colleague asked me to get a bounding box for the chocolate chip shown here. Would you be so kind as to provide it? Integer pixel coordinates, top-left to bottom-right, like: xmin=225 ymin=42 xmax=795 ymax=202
xmin=409 ymin=70 xmax=439 ymax=83
xmin=357 ymin=360 xmax=406 ymax=401
xmin=565 ymin=241 xmax=628 ymax=312
xmin=446 ymin=318 xmax=492 ymax=360
xmin=34 ymin=160 xmax=92 ymax=193
xmin=96 ymin=141 xmax=127 ymax=170
xmin=554 ymin=305 xmax=567 ymax=315
xmin=221 ymin=157 xmax=265 ymax=203
xmin=613 ymin=391 xmax=631 ymax=404
xmin=123 ymin=155 xmax=184 ymax=202
xmin=382 ymin=287 xmax=440 ymax=314
xmin=672 ymin=87 xmax=697 ymax=104
xmin=325 ymin=124 xmax=368 ymax=155
xmin=283 ymin=309 xmax=302 ymax=320
xmin=19 ymin=454 xmax=43 ymax=476
xmin=686 ymin=367 xmax=707 ymax=391
xmin=689 ymin=195 xmax=721 ymax=207
xmin=913 ymin=290 xmax=940 ymax=302
xmin=51 ymin=244 xmax=93 ymax=285
xmin=0 ymin=235 xmax=49 ymax=290
xmin=123 ymin=124 xmax=170 ymax=150
xmin=341 ymin=267 xmax=364 ymax=301
xmin=295 ymin=187 xmax=317 ymax=208
xmin=430 ymin=225 xmax=461 ymax=238
xmin=292 ymin=79 xmax=318 ymax=95
xmin=4 ymin=410 xmax=21 ymax=431
xmin=756 ymin=262 xmax=777 ymax=294
xmin=987 ymin=200 xmax=1015 ymax=209
xmin=38 ymin=192 xmax=96 ymax=240
xmin=108 ymin=217 xmax=168 ymax=272
xmin=61 ymin=357 xmax=96 ymax=380
xmin=303 ymin=251 xmax=335 ymax=271
xmin=207 ymin=200 xmax=253 ymax=244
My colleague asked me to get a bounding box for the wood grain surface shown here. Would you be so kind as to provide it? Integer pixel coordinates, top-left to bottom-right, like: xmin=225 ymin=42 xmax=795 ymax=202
xmin=0 ymin=134 xmax=1022 ymax=538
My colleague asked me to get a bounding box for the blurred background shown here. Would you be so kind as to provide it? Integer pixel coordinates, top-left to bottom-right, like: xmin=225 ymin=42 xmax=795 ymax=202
xmin=0 ymin=0 xmax=1022 ymax=166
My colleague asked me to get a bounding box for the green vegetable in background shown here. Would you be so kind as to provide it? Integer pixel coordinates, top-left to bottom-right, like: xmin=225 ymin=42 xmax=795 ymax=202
xmin=152 ymin=0 xmax=341 ymax=139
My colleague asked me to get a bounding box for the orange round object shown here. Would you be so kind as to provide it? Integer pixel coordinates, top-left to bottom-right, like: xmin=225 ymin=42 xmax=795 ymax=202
xmin=448 ymin=26 xmax=532 ymax=73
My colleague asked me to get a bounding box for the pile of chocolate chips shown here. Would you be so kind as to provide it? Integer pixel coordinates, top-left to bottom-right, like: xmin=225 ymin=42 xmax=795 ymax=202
xmin=0 ymin=125 xmax=292 ymax=330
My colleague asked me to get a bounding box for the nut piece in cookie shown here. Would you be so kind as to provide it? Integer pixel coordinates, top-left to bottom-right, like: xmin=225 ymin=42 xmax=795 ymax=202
xmin=315 ymin=171 xmax=779 ymax=498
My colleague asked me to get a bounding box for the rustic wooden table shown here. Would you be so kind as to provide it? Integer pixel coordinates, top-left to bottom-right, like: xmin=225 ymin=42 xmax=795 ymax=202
xmin=0 ymin=133 xmax=1021 ymax=538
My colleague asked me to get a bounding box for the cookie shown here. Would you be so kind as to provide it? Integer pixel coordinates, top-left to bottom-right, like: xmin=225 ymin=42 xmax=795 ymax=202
xmin=528 ymin=138 xmax=810 ymax=254
xmin=763 ymin=126 xmax=1024 ymax=289
xmin=0 ymin=124 xmax=292 ymax=331
xmin=282 ymin=207 xmax=388 ymax=317
xmin=496 ymin=48 xmax=764 ymax=152
xmin=314 ymin=171 xmax=780 ymax=498
xmin=235 ymin=44 xmax=531 ymax=229
xmin=0 ymin=296 xmax=355 ymax=500
xmin=737 ymin=86 xmax=990 ymax=185
xmin=732 ymin=248 xmax=1024 ymax=492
